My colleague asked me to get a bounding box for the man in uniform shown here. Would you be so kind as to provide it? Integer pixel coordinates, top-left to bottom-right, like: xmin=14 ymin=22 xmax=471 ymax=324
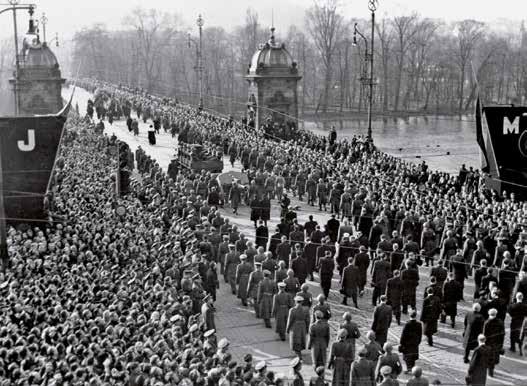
xmin=217 ymin=235 xmax=230 ymax=280
xmin=399 ymin=310 xmax=422 ymax=373
xmin=328 ymin=329 xmax=354 ymax=385
xmin=507 ymin=292 xmax=527 ymax=355
xmin=318 ymin=250 xmax=335 ymax=299
xmin=306 ymin=175 xmax=317 ymax=206
xmin=467 ymin=334 xmax=493 ymax=386
xmin=255 ymin=220 xmax=269 ymax=249
xmin=441 ymin=272 xmax=463 ymax=328
xmin=341 ymin=257 xmax=360 ymax=308
xmin=257 ymin=270 xmax=276 ymax=328
xmin=421 ymin=287 xmax=442 ymax=346
xmin=247 ymin=262 xmax=264 ymax=318
xmin=340 ymin=312 xmax=361 ymax=361
xmin=287 ymin=295 xmax=310 ymax=358
xmin=304 ymin=237 xmax=318 ymax=281
xmin=401 ymin=259 xmax=419 ymax=314
xmin=463 ymin=303 xmax=485 ymax=363
xmin=235 ymin=254 xmax=253 ymax=306
xmin=382 ymin=265 xmax=402 ymax=324
xmin=308 ymin=310 xmax=330 ymax=370
xmin=291 ymin=251 xmax=309 ymax=286
xmin=355 ymin=245 xmax=370 ymax=296
xmin=372 ymin=254 xmax=392 ymax=306
xmin=224 ymin=244 xmax=240 ymax=295
xmin=350 ymin=347 xmax=376 ymax=386
xmin=272 ymin=282 xmax=293 ymax=341
xmin=372 ymin=295 xmax=393 ymax=347
xmin=201 ymin=294 xmax=216 ymax=331
xmin=483 ymin=308 xmax=505 ymax=377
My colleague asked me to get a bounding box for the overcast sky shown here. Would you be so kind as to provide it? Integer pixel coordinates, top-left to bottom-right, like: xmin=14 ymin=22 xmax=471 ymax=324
xmin=0 ymin=0 xmax=525 ymax=41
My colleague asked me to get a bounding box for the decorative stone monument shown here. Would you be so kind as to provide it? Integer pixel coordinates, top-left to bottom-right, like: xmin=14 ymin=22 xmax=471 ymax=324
xmin=10 ymin=10 xmax=65 ymax=115
xmin=245 ymin=27 xmax=301 ymax=130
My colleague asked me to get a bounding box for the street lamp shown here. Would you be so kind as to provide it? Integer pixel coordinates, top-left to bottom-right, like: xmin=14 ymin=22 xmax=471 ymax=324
xmin=353 ymin=1 xmax=378 ymax=143
xmin=1 ymin=1 xmax=37 ymax=116
xmin=367 ymin=0 xmax=378 ymax=143
xmin=196 ymin=14 xmax=204 ymax=109
xmin=39 ymin=12 xmax=47 ymax=42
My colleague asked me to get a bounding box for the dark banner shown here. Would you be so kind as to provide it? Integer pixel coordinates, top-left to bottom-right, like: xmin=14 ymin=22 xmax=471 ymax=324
xmin=483 ymin=106 xmax=527 ymax=185
xmin=0 ymin=110 xmax=68 ymax=222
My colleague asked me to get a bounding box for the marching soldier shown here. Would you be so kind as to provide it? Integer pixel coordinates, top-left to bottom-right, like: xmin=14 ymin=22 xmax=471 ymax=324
xmin=287 ymin=295 xmax=310 ymax=358
xmin=308 ymin=310 xmax=330 ymax=370
xmin=386 ymin=270 xmax=403 ymax=325
xmin=224 ymin=244 xmax=240 ymax=295
xmin=318 ymin=250 xmax=335 ymax=299
xmin=247 ymin=262 xmax=264 ymax=318
xmin=272 ymin=282 xmax=293 ymax=341
xmin=257 ymin=270 xmax=276 ymax=328
xmin=328 ymin=329 xmax=354 ymax=385
xmin=235 ymin=254 xmax=252 ymax=306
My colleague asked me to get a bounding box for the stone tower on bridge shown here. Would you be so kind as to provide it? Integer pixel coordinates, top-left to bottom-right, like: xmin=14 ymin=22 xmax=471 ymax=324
xmin=10 ymin=9 xmax=65 ymax=115
xmin=245 ymin=27 xmax=301 ymax=130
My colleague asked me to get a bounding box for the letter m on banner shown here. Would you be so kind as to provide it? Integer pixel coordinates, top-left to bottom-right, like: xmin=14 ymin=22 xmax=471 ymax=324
xmin=503 ymin=116 xmax=519 ymax=135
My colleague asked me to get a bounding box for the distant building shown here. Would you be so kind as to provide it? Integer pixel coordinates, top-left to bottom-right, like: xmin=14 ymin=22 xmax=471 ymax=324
xmin=245 ymin=27 xmax=301 ymax=130
xmin=9 ymin=11 xmax=65 ymax=115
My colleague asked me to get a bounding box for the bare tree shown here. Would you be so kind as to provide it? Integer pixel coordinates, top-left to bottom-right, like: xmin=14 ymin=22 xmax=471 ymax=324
xmin=123 ymin=8 xmax=176 ymax=93
xmin=392 ymin=14 xmax=418 ymax=111
xmin=306 ymin=0 xmax=344 ymax=113
xmin=453 ymin=19 xmax=484 ymax=112
xmin=375 ymin=19 xmax=394 ymax=112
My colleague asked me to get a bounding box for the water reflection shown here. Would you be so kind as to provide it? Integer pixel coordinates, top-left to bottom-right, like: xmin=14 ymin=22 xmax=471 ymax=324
xmin=301 ymin=115 xmax=479 ymax=174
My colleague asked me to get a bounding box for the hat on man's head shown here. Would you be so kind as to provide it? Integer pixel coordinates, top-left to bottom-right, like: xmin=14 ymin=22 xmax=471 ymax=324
xmin=380 ymin=366 xmax=392 ymax=376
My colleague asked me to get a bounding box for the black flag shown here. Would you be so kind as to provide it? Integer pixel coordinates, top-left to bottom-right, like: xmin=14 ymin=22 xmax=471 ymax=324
xmin=475 ymin=96 xmax=490 ymax=173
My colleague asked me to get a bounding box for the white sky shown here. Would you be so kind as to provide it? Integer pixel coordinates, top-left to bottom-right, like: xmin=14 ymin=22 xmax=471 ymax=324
xmin=0 ymin=0 xmax=525 ymax=41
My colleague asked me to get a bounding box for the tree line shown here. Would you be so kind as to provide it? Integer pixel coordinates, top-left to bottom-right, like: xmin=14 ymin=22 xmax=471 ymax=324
xmin=70 ymin=1 xmax=527 ymax=118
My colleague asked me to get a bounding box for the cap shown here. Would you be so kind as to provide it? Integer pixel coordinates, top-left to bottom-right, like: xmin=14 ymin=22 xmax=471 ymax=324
xmin=263 ymin=270 xmax=271 ymax=276
xmin=204 ymin=329 xmax=215 ymax=338
xmin=218 ymin=338 xmax=230 ymax=349
xmin=380 ymin=366 xmax=392 ymax=376
xmin=277 ymin=282 xmax=286 ymax=288
xmin=294 ymin=295 xmax=304 ymax=302
xmin=254 ymin=361 xmax=267 ymax=371
xmin=359 ymin=347 xmax=368 ymax=356
xmin=290 ymin=357 xmax=301 ymax=368
xmin=243 ymin=354 xmax=253 ymax=363
xmin=254 ymin=262 xmax=262 ymax=266
xmin=240 ymin=254 xmax=247 ymax=260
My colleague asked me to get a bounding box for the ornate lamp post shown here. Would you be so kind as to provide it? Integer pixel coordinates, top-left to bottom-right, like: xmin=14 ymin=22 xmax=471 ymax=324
xmin=196 ymin=14 xmax=204 ymax=109
xmin=352 ymin=0 xmax=378 ymax=143
xmin=39 ymin=11 xmax=47 ymax=42
xmin=368 ymin=0 xmax=377 ymax=143
xmin=188 ymin=14 xmax=205 ymax=109
xmin=0 ymin=1 xmax=36 ymax=116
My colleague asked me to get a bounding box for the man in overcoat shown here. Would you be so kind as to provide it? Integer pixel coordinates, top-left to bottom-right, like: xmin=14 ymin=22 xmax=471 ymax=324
xmin=272 ymin=282 xmax=293 ymax=341
xmin=371 ymin=295 xmax=392 ymax=347
xmin=399 ymin=310 xmax=422 ymax=373
xmin=341 ymin=257 xmax=360 ymax=308
xmin=287 ymin=295 xmax=311 ymax=358
xmin=420 ymin=287 xmax=441 ymax=346
xmin=308 ymin=310 xmax=330 ymax=370
xmin=463 ymin=302 xmax=485 ymax=363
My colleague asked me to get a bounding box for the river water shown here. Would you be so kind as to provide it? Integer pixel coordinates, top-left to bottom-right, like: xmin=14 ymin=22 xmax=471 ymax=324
xmin=301 ymin=115 xmax=480 ymax=174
